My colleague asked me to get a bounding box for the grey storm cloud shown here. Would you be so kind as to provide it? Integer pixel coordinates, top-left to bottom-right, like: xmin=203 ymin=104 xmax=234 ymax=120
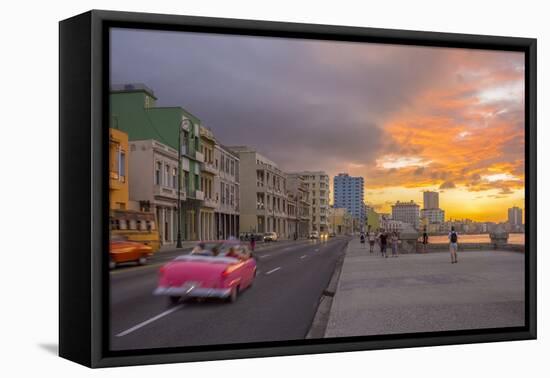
xmin=109 ymin=28 xmax=512 ymax=176
xmin=439 ymin=181 xmax=456 ymax=190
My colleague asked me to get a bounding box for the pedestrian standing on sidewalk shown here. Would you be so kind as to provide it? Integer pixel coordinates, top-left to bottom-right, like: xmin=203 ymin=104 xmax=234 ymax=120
xmin=390 ymin=231 xmax=399 ymax=257
xmin=250 ymin=234 xmax=256 ymax=252
xmin=380 ymin=230 xmax=389 ymax=258
xmin=448 ymin=226 xmax=459 ymax=263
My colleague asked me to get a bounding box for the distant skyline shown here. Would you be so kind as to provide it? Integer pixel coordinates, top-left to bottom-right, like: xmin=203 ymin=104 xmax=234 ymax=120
xmin=111 ymin=28 xmax=525 ymax=222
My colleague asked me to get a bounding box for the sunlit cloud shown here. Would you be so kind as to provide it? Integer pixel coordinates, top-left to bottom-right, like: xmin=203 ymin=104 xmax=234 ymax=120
xmin=477 ymin=81 xmax=524 ymax=105
xmin=483 ymin=173 xmax=520 ymax=182
xmin=376 ymin=156 xmax=432 ymax=170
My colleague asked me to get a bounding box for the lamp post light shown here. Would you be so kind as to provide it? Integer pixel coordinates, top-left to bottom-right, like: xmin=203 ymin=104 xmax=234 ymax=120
xmin=176 ymin=118 xmax=190 ymax=248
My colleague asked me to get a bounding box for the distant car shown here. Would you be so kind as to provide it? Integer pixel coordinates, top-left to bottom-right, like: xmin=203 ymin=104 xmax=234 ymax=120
xmin=309 ymin=231 xmax=319 ymax=239
xmin=320 ymin=232 xmax=329 ymax=240
xmin=154 ymin=240 xmax=257 ymax=304
xmin=329 ymin=232 xmax=336 ymax=238
xmin=263 ymin=232 xmax=278 ymax=242
xmin=109 ymin=235 xmax=153 ymax=269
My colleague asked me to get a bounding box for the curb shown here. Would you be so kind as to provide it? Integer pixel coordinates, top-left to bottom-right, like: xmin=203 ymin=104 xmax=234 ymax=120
xmin=305 ymin=240 xmax=348 ymax=339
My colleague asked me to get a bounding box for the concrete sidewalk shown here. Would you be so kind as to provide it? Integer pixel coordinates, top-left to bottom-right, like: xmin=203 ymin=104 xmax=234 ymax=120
xmin=325 ymin=238 xmax=525 ymax=337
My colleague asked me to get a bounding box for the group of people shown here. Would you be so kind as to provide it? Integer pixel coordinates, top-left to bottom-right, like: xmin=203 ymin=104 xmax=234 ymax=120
xmin=358 ymin=226 xmax=460 ymax=263
xmin=360 ymin=227 xmax=399 ymax=258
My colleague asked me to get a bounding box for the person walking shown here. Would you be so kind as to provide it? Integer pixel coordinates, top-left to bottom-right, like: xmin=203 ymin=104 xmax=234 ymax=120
xmin=390 ymin=231 xmax=399 ymax=257
xmin=250 ymin=234 xmax=256 ymax=252
xmin=422 ymin=226 xmax=429 ymax=253
xmin=379 ymin=230 xmax=388 ymax=258
xmin=448 ymin=226 xmax=459 ymax=263
xmin=367 ymin=227 xmax=376 ymax=253
xmin=360 ymin=232 xmax=366 ymax=248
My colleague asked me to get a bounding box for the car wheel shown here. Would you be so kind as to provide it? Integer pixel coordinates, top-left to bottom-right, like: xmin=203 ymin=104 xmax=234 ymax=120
xmin=109 ymin=259 xmax=116 ymax=270
xmin=168 ymin=296 xmax=180 ymax=306
xmin=138 ymin=256 xmax=147 ymax=265
xmin=228 ymin=286 xmax=239 ymax=303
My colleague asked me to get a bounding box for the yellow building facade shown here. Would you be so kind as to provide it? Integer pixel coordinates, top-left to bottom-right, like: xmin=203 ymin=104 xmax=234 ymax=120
xmin=109 ymin=128 xmax=129 ymax=210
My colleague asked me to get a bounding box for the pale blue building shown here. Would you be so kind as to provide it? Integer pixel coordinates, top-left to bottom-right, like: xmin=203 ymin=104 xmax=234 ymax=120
xmin=333 ymin=173 xmax=365 ymax=230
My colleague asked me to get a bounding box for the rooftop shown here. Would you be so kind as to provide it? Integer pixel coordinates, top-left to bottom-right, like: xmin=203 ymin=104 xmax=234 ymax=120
xmin=110 ymin=83 xmax=158 ymax=100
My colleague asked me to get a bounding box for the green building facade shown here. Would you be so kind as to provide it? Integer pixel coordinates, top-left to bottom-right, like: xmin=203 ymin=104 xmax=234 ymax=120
xmin=110 ymin=83 xmax=204 ymax=241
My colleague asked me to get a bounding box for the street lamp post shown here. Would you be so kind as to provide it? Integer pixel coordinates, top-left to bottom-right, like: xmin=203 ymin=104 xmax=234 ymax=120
xmin=176 ymin=119 xmax=189 ymax=248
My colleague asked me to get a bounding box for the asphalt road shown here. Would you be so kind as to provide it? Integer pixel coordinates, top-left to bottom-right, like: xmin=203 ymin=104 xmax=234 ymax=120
xmin=110 ymin=237 xmax=349 ymax=350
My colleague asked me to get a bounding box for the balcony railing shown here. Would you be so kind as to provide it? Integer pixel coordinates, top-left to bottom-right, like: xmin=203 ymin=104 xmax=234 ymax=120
xmin=203 ymin=197 xmax=218 ymax=208
xmin=153 ymin=185 xmax=182 ymax=200
xmin=194 ymin=190 xmax=205 ymax=201
xmin=195 ymin=151 xmax=205 ymax=163
xmin=201 ymin=162 xmax=218 ymax=175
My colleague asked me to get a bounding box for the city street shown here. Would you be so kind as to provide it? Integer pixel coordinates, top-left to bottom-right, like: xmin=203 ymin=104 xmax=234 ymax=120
xmin=110 ymin=237 xmax=349 ymax=350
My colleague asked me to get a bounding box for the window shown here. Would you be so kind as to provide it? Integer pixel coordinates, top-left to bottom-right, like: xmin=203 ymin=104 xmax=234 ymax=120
xmin=119 ymin=151 xmax=126 ymax=182
xmin=172 ymin=167 xmax=177 ymax=189
xmin=165 ymin=164 xmax=170 ymax=186
xmin=230 ymin=185 xmax=234 ymax=206
xmin=155 ymin=162 xmax=161 ymax=185
xmin=221 ymin=155 xmax=225 ymax=171
xmin=230 ymin=160 xmax=234 ymax=175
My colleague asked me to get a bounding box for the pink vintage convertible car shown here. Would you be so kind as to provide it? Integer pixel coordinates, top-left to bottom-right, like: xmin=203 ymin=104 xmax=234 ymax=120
xmin=154 ymin=241 xmax=257 ymax=304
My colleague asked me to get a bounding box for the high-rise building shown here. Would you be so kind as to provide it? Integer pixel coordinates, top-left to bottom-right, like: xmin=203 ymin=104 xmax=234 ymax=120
xmin=392 ymin=200 xmax=420 ymax=229
xmin=508 ymin=206 xmax=523 ymax=226
xmin=423 ymin=191 xmax=439 ymax=209
xmin=293 ymin=171 xmax=330 ymax=233
xmin=333 ymin=173 xmax=365 ymax=230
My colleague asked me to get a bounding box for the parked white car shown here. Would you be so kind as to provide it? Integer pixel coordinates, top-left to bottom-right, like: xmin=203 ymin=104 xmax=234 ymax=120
xmin=263 ymin=232 xmax=278 ymax=242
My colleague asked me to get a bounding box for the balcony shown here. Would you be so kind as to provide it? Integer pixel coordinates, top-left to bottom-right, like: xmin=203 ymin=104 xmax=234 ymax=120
xmin=195 ymin=151 xmax=205 ymax=163
xmin=203 ymin=197 xmax=218 ymax=208
xmin=194 ymin=190 xmax=205 ymax=201
xmin=201 ymin=161 xmax=218 ymax=175
xmin=153 ymin=185 xmax=181 ymax=201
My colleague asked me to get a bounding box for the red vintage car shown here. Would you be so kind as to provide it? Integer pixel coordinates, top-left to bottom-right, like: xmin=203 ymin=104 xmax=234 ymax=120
xmin=154 ymin=241 xmax=257 ymax=304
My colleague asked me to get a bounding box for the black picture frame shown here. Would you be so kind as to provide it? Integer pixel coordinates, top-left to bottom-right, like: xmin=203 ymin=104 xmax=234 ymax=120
xmin=59 ymin=9 xmax=537 ymax=368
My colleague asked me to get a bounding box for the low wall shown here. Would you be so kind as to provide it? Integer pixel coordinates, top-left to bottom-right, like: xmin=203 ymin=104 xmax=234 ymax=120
xmin=402 ymin=242 xmax=524 ymax=254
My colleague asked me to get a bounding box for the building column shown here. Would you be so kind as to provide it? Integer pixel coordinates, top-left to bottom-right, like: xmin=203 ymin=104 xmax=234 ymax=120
xmin=170 ymin=208 xmax=174 ymax=243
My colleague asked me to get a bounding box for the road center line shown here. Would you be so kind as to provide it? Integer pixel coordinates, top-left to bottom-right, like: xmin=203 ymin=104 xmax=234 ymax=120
xmin=116 ymin=304 xmax=184 ymax=337
xmin=300 ymin=255 xmax=307 ymax=259
xmin=265 ymin=267 xmax=281 ymax=275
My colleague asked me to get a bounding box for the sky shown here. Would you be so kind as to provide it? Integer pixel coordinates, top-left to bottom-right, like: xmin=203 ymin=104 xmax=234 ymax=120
xmin=111 ymin=28 xmax=525 ymax=222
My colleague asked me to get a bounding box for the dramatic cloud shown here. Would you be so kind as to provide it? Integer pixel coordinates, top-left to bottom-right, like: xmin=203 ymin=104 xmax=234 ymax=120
xmin=111 ymin=28 xmax=525 ymax=222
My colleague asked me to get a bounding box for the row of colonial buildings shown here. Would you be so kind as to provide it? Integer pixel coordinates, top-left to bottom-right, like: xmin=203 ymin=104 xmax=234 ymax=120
xmin=109 ymin=83 xmax=343 ymax=247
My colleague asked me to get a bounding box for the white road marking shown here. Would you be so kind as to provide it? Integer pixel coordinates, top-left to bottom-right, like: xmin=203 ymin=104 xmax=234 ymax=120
xmin=300 ymin=255 xmax=307 ymax=259
xmin=116 ymin=304 xmax=184 ymax=337
xmin=314 ymin=248 xmax=319 ymax=252
xmin=265 ymin=267 xmax=281 ymax=275
xmin=261 ymin=254 xmax=271 ymax=258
